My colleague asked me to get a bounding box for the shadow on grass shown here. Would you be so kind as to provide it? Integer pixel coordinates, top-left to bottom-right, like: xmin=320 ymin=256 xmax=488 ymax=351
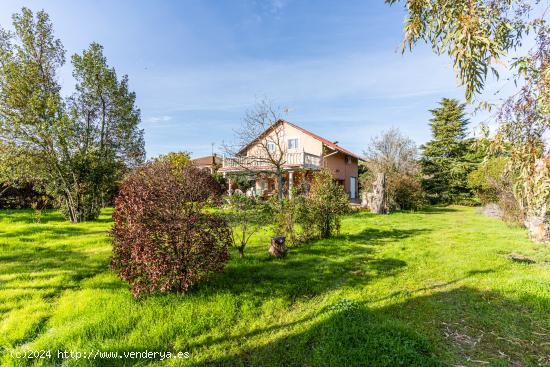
xmin=0 ymin=246 xmax=112 ymax=307
xmin=338 ymin=228 xmax=431 ymax=245
xmin=13 ymin=286 xmax=544 ymax=366
xmin=0 ymin=225 xmax=102 ymax=240
xmin=189 ymin=287 xmax=548 ymax=367
xmin=197 ymin=227 xmax=426 ymax=302
xmin=419 ymin=207 xmax=459 ymax=215
xmin=0 ymin=217 xmax=115 ymax=319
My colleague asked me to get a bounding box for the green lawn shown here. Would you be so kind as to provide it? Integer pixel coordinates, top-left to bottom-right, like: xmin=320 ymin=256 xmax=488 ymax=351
xmin=0 ymin=207 xmax=548 ymax=366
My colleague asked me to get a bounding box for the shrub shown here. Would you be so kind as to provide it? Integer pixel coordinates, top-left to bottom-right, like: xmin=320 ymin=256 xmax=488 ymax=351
xmin=231 ymin=173 xmax=256 ymax=192
xmin=269 ymin=196 xmax=306 ymax=245
xmin=301 ymin=170 xmax=350 ymax=239
xmin=269 ymin=170 xmax=349 ymax=243
xmin=111 ymin=162 xmax=231 ymax=297
xmin=468 ymin=157 xmax=508 ymax=205
xmin=386 ymin=171 xmax=427 ymax=211
xmin=224 ymin=193 xmax=271 ymax=257
xmin=468 ymin=157 xmax=523 ymax=223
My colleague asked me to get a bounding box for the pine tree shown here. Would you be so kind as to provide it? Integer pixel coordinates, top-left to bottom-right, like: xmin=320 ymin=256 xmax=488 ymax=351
xmin=420 ymin=98 xmax=478 ymax=204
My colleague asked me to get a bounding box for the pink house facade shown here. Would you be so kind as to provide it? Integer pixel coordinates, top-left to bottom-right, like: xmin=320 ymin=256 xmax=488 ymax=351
xmin=220 ymin=120 xmax=363 ymax=200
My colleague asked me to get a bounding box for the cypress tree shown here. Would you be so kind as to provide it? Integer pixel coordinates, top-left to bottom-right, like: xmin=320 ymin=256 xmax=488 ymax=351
xmin=420 ymin=98 xmax=478 ymax=204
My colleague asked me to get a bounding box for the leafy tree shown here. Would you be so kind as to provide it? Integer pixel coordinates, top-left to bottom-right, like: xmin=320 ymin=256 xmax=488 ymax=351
xmin=0 ymin=141 xmax=49 ymax=208
xmin=0 ymin=8 xmax=80 ymax=217
xmin=386 ymin=0 xmax=527 ymax=102
xmin=492 ymin=37 xmax=549 ymax=242
xmin=225 ymin=193 xmax=271 ymax=257
xmin=0 ymin=8 xmax=144 ymax=222
xmin=111 ymin=162 xmax=231 ymax=298
xmin=468 ymin=156 xmax=509 ymax=205
xmin=420 ymin=99 xmax=478 ymax=204
xmin=386 ymin=0 xmax=549 ymax=241
xmin=66 ymin=42 xmax=144 ymax=218
xmin=155 ymin=151 xmax=191 ymax=170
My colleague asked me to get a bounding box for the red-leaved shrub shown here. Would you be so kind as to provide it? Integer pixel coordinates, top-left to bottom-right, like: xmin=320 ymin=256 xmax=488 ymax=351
xmin=111 ymin=161 xmax=230 ymax=297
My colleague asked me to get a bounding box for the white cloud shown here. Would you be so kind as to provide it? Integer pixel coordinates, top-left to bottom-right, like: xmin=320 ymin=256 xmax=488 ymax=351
xmin=145 ymin=115 xmax=172 ymax=123
xmin=135 ymin=49 xmax=460 ymax=115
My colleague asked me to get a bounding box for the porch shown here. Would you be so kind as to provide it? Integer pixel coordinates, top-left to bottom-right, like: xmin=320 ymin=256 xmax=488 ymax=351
xmin=227 ymin=170 xmax=315 ymax=199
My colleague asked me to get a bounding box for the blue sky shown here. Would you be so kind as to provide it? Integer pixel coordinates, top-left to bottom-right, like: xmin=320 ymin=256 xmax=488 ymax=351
xmin=0 ymin=0 xmax=491 ymax=158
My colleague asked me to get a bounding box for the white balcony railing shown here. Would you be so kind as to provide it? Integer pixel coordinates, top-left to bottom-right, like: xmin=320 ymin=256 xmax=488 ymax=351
xmin=222 ymin=152 xmax=321 ymax=171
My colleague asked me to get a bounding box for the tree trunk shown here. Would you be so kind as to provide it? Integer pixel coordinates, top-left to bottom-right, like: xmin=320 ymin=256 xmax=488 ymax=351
xmin=100 ymin=96 xmax=106 ymax=152
xmin=367 ymin=172 xmax=388 ymax=214
xmin=64 ymin=194 xmax=78 ymax=223
xmin=276 ymin=170 xmax=284 ymax=201
xmin=525 ymin=215 xmax=550 ymax=244
xmin=0 ymin=183 xmax=12 ymax=198
xmin=269 ymin=236 xmax=287 ymax=257
xmin=238 ymin=246 xmax=245 ymax=258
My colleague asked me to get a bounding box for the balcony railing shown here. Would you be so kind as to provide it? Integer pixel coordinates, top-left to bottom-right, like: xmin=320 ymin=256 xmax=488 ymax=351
xmin=221 ymin=152 xmax=321 ymax=171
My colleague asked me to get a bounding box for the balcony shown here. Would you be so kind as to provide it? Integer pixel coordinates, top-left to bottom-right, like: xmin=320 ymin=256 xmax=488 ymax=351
xmin=221 ymin=152 xmax=321 ymax=172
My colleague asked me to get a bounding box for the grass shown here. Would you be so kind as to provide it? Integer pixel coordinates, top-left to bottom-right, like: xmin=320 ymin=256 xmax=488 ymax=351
xmin=0 ymin=206 xmax=548 ymax=366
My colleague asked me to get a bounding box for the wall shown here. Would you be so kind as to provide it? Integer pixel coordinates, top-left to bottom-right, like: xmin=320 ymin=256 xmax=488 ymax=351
xmin=245 ymin=122 xmax=323 ymax=158
xmin=323 ymin=152 xmax=359 ymax=198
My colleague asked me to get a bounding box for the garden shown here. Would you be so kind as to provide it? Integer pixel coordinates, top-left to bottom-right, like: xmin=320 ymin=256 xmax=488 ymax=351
xmin=0 ymin=3 xmax=549 ymax=367
xmin=1 ymin=204 xmax=548 ymax=366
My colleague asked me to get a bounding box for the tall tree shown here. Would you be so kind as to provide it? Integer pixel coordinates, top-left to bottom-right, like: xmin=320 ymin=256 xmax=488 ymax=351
xmin=68 ymin=42 xmax=144 ymax=216
xmin=0 ymin=8 xmax=72 ymax=216
xmin=0 ymin=8 xmax=144 ymax=222
xmin=386 ymin=0 xmax=549 ymax=242
xmin=421 ymin=99 xmax=477 ymax=204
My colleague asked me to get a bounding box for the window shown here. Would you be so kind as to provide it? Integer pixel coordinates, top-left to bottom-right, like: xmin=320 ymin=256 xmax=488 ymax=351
xmin=267 ymin=141 xmax=275 ymax=152
xmin=287 ymin=138 xmax=299 ymax=150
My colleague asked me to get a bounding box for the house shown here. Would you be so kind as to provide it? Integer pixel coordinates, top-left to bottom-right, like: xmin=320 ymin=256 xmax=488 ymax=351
xmin=220 ymin=119 xmax=363 ymax=200
xmin=191 ymin=155 xmax=222 ymax=174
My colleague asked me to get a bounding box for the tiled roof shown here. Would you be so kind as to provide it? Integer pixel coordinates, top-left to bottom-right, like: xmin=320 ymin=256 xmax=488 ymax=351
xmin=191 ymin=155 xmax=222 ymax=166
xmin=281 ymin=120 xmax=363 ymax=160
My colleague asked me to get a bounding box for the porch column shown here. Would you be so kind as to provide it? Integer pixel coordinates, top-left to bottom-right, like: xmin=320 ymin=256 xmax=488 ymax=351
xmin=255 ymin=178 xmax=263 ymax=197
xmin=288 ymin=171 xmax=294 ymax=199
xmin=227 ymin=177 xmax=233 ymax=195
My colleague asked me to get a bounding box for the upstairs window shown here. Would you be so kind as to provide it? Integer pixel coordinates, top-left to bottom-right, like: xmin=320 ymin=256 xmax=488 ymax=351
xmin=287 ymin=138 xmax=299 ymax=150
xmin=266 ymin=141 xmax=276 ymax=152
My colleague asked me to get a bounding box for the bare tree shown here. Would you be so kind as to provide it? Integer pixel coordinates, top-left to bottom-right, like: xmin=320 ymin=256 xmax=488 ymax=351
xmin=363 ymin=128 xmax=425 ymax=211
xmin=223 ymin=99 xmax=288 ymax=201
xmin=365 ymin=128 xmax=418 ymax=174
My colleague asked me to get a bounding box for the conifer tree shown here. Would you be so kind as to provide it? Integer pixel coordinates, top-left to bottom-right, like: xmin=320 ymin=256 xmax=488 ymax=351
xmin=420 ymin=98 xmax=477 ymax=204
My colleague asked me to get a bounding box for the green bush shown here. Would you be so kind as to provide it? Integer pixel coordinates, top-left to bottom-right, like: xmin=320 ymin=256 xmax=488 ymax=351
xmin=387 ymin=171 xmax=427 ymax=211
xmin=297 ymin=170 xmax=350 ymax=239
xmin=468 ymin=157 xmax=508 ymax=205
xmin=271 ymin=197 xmax=300 ymax=245
xmin=224 ymin=193 xmax=271 ymax=257
xmin=468 ymin=157 xmax=524 ymax=224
